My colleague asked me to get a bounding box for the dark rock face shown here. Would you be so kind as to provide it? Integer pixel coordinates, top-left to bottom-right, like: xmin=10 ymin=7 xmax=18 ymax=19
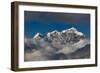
xmin=65 ymin=44 xmax=90 ymax=59
xmin=45 ymin=27 xmax=85 ymax=45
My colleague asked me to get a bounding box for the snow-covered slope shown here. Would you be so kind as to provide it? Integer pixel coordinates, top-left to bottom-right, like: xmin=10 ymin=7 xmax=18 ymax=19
xmin=46 ymin=27 xmax=85 ymax=44
xmin=33 ymin=33 xmax=43 ymax=39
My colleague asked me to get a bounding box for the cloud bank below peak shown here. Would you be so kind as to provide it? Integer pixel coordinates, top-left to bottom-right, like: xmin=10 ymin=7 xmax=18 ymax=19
xmin=24 ymin=27 xmax=90 ymax=61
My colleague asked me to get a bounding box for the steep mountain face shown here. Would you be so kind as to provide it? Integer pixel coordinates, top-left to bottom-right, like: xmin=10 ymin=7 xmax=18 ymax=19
xmin=24 ymin=27 xmax=90 ymax=61
xmin=33 ymin=33 xmax=43 ymax=40
xmin=46 ymin=27 xmax=85 ymax=44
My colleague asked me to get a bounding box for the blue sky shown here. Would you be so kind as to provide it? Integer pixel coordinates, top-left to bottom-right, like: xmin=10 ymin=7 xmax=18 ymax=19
xmin=24 ymin=11 xmax=90 ymax=39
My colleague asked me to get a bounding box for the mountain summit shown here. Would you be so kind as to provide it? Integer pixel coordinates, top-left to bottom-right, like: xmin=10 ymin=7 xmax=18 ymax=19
xmin=33 ymin=33 xmax=43 ymax=40
xmin=32 ymin=27 xmax=87 ymax=44
xmin=62 ymin=27 xmax=84 ymax=36
xmin=45 ymin=27 xmax=85 ymax=44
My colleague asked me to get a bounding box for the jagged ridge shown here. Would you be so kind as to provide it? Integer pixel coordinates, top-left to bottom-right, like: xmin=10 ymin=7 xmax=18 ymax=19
xmin=33 ymin=27 xmax=85 ymax=44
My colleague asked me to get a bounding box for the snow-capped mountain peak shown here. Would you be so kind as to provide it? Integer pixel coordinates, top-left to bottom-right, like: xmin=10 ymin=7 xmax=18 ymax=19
xmin=47 ymin=30 xmax=60 ymax=37
xmin=33 ymin=27 xmax=85 ymax=44
xmin=33 ymin=33 xmax=43 ymax=39
xmin=51 ymin=30 xmax=59 ymax=34
xmin=62 ymin=27 xmax=84 ymax=36
xmin=68 ymin=27 xmax=77 ymax=31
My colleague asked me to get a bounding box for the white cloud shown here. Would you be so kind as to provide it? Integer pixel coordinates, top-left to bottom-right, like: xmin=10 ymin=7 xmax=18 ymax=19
xmin=57 ymin=39 xmax=89 ymax=55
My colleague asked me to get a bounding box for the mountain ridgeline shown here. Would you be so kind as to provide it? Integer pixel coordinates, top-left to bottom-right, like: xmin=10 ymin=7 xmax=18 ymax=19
xmin=34 ymin=27 xmax=85 ymax=44
xmin=24 ymin=27 xmax=90 ymax=61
